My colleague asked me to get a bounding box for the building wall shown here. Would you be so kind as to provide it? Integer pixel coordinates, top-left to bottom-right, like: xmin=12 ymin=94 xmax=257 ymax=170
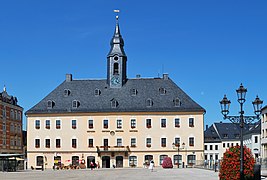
xmin=27 ymin=112 xmax=204 ymax=169
xmin=204 ymin=140 xmax=240 ymax=161
xmin=261 ymin=107 xmax=267 ymax=160
xmin=0 ymin=101 xmax=23 ymax=154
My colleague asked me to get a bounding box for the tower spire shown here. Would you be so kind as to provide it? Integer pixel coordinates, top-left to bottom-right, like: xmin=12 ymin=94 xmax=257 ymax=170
xmin=107 ymin=10 xmax=126 ymax=57
xmin=107 ymin=10 xmax=127 ymax=88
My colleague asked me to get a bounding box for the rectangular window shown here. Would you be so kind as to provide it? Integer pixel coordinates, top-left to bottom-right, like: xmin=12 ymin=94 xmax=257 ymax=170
xmin=131 ymin=138 xmax=136 ymax=147
xmin=45 ymin=139 xmax=50 ymax=148
xmin=204 ymin=145 xmax=207 ymax=150
xmin=215 ymin=154 xmax=218 ymax=160
xmin=175 ymin=118 xmax=180 ymax=128
xmin=146 ymin=119 xmax=152 ymax=128
xmin=255 ymin=136 xmax=258 ymax=143
xmin=72 ymin=120 xmax=77 ymax=129
xmin=210 ymin=145 xmax=213 ymax=150
xmin=117 ymin=119 xmax=122 ymax=129
xmin=103 ymin=139 xmax=108 ymax=149
xmin=117 ymin=138 xmax=122 ymax=146
xmin=146 ymin=138 xmax=151 ymax=147
xmin=161 ymin=119 xmax=166 ymax=128
xmin=210 ymin=155 xmax=213 ymax=160
xmin=131 ymin=119 xmax=136 ymax=128
xmin=223 ymin=143 xmax=225 ymax=148
xmin=72 ymin=139 xmax=77 ymax=148
xmin=56 ymin=120 xmax=61 ymax=129
xmin=161 ymin=138 xmax=166 ymax=147
xmin=56 ymin=139 xmax=61 ymax=148
xmin=174 ymin=137 xmax=180 ymax=147
xmin=88 ymin=120 xmax=94 ymax=129
xmin=189 ymin=118 xmax=194 ymax=127
xmin=215 ymin=145 xmax=218 ymax=150
xmin=205 ymin=155 xmax=207 ymax=160
xmin=35 ymin=139 xmax=40 ymax=148
xmin=88 ymin=139 xmax=94 ymax=147
xmin=46 ymin=120 xmax=50 ymax=129
xmin=103 ymin=119 xmax=108 ymax=129
xmin=36 ymin=156 xmax=43 ymax=166
xmin=35 ymin=120 xmax=40 ymax=129
xmin=189 ymin=137 xmax=194 ymax=146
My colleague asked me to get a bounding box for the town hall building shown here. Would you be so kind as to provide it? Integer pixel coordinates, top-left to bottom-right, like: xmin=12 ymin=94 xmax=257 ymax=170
xmin=26 ymin=16 xmax=205 ymax=169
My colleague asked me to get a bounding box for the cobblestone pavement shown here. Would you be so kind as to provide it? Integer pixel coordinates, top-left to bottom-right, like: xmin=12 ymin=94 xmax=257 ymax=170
xmin=0 ymin=168 xmax=219 ymax=180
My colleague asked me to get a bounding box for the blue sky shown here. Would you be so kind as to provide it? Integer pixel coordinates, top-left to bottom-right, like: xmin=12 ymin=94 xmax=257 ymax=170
xmin=1 ymin=1 xmax=267 ymax=130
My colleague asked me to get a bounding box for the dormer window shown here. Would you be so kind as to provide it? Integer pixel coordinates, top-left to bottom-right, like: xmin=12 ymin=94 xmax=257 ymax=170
xmin=130 ymin=89 xmax=137 ymax=96
xmin=174 ymin=98 xmax=181 ymax=107
xmin=111 ymin=99 xmax=118 ymax=108
xmin=223 ymin=134 xmax=228 ymax=138
xmin=64 ymin=89 xmax=71 ymax=97
xmin=159 ymin=88 xmax=166 ymax=95
xmin=146 ymin=98 xmax=153 ymax=107
xmin=95 ymin=89 xmax=101 ymax=96
xmin=72 ymin=100 xmax=80 ymax=108
xmin=47 ymin=100 xmax=55 ymax=109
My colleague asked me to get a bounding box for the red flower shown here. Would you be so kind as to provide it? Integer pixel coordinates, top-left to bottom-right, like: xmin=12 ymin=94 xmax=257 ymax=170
xmin=219 ymin=146 xmax=255 ymax=180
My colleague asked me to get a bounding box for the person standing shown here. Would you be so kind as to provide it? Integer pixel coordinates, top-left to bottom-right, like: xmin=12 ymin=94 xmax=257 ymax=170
xmin=149 ymin=160 xmax=154 ymax=172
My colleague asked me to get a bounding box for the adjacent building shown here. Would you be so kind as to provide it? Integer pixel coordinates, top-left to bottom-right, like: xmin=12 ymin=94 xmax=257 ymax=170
xmin=26 ymin=16 xmax=205 ymax=169
xmin=0 ymin=86 xmax=23 ymax=154
xmin=261 ymin=105 xmax=267 ymax=162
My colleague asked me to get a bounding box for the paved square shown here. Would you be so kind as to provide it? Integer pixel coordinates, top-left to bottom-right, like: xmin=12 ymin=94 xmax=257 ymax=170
xmin=0 ymin=168 xmax=219 ymax=180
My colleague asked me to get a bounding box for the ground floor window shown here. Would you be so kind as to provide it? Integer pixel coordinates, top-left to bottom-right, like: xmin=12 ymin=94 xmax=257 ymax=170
xmin=144 ymin=155 xmax=153 ymax=166
xmin=187 ymin=155 xmax=196 ymax=165
xmin=54 ymin=156 xmax=61 ymax=166
xmin=36 ymin=156 xmax=43 ymax=166
xmin=129 ymin=156 xmax=137 ymax=167
xmin=159 ymin=155 xmax=168 ymax=165
xmin=72 ymin=156 xmax=79 ymax=166
xmin=173 ymin=155 xmax=182 ymax=166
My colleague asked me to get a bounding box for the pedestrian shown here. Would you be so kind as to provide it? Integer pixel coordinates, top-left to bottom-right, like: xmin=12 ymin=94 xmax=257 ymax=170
xmin=90 ymin=161 xmax=94 ymax=170
xmin=149 ymin=160 xmax=154 ymax=172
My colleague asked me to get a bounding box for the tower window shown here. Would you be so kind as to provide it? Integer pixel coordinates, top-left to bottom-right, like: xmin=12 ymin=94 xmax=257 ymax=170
xmin=113 ymin=63 xmax=119 ymax=75
xmin=114 ymin=56 xmax=119 ymax=61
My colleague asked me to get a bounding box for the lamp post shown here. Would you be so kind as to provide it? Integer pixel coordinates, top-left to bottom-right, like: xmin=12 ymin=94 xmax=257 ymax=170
xmin=172 ymin=142 xmax=185 ymax=168
xmin=220 ymin=84 xmax=263 ymax=180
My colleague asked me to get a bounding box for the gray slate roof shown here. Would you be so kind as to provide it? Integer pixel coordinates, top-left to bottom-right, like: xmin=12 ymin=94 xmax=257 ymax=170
xmin=205 ymin=122 xmax=252 ymax=143
xmin=26 ymin=77 xmax=205 ymax=114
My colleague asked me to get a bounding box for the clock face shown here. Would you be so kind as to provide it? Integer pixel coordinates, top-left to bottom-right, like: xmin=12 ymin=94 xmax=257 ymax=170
xmin=111 ymin=76 xmax=121 ymax=85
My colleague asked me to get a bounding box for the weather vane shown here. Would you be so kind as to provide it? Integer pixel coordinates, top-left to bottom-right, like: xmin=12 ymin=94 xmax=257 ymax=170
xmin=114 ymin=9 xmax=120 ymax=20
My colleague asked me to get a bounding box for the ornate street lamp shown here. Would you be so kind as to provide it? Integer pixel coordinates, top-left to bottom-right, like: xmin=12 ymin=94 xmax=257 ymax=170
xmin=172 ymin=142 xmax=185 ymax=168
xmin=220 ymin=84 xmax=263 ymax=180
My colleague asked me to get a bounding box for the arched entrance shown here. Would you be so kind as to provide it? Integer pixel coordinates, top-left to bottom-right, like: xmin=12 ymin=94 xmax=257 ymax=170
xmin=116 ymin=156 xmax=123 ymax=168
xmin=102 ymin=156 xmax=110 ymax=168
xmin=87 ymin=156 xmax=95 ymax=168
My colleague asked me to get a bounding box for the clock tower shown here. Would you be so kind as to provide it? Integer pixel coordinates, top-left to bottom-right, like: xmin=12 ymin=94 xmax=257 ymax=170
xmin=107 ymin=15 xmax=127 ymax=88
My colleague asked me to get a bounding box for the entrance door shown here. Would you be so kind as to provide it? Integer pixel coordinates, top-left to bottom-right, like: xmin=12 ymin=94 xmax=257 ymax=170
xmin=87 ymin=156 xmax=95 ymax=168
xmin=116 ymin=156 xmax=123 ymax=168
xmin=102 ymin=156 xmax=110 ymax=168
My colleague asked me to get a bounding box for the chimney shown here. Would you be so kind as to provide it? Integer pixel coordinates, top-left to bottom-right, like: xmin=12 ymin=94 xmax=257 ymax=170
xmin=206 ymin=125 xmax=208 ymax=130
xmin=66 ymin=74 xmax=72 ymax=82
xmin=136 ymin=74 xmax=141 ymax=79
xmin=163 ymin=73 xmax=169 ymax=80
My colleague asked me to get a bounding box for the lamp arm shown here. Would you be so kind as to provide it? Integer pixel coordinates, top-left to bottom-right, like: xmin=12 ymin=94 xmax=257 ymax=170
xmin=224 ymin=115 xmax=260 ymax=125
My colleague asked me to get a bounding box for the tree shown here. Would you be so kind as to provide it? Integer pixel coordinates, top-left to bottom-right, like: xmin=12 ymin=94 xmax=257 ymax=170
xmin=219 ymin=146 xmax=255 ymax=180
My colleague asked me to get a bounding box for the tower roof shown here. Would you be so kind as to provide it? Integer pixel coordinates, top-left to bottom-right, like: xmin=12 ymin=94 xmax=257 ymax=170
xmin=107 ymin=15 xmax=126 ymax=57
